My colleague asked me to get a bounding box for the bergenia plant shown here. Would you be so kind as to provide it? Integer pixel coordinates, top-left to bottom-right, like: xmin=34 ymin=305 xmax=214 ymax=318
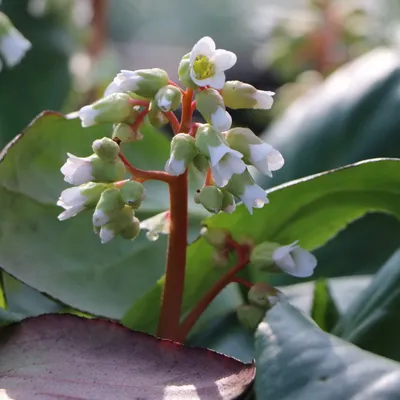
xmin=58 ymin=36 xmax=317 ymax=341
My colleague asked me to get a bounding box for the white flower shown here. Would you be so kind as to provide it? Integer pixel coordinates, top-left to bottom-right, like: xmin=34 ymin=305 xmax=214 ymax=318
xmin=60 ymin=153 xmax=94 ymax=186
xmin=0 ymin=27 xmax=31 ymax=67
xmin=210 ymin=107 xmax=232 ymax=132
xmin=104 ymin=81 xmax=121 ymax=97
xmin=252 ymin=90 xmax=275 ymax=110
xmin=209 ymin=144 xmax=246 ymax=187
xmin=157 ymin=97 xmax=172 ymax=112
xmin=140 ymin=211 xmax=170 ymax=241
xmin=78 ymin=105 xmax=100 ymax=128
xmin=165 ymin=157 xmax=185 ymax=176
xmin=99 ymin=226 xmax=115 ymax=244
xmin=57 ymin=187 xmax=87 ymax=221
xmin=189 ymin=36 xmax=237 ymax=89
xmin=104 ymin=70 xmax=141 ymax=96
xmin=239 ymin=183 xmax=269 ymax=215
xmin=273 ymin=241 xmax=317 ymax=278
xmin=248 ymin=143 xmax=284 ymax=177
xmin=223 ymin=202 xmax=236 ymax=214
xmin=92 ymin=209 xmax=109 ymax=227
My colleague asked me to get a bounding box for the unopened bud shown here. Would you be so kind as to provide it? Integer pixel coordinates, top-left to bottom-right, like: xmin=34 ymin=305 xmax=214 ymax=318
xmin=221 ymin=190 xmax=236 ymax=214
xmin=212 ymin=249 xmax=230 ymax=268
xmin=248 ymin=282 xmax=280 ymax=309
xmin=165 ymin=133 xmax=197 ymax=176
xmin=119 ymin=180 xmax=145 ymax=209
xmin=147 ymin=103 xmax=169 ymax=128
xmin=192 ymin=153 xmax=209 ymax=172
xmin=250 ymin=241 xmax=280 ymax=271
xmin=196 ymin=89 xmax=232 ymax=132
xmin=78 ymin=93 xmax=134 ymax=127
xmin=155 ymin=85 xmax=182 ymax=112
xmin=92 ymin=137 xmax=120 ymax=162
xmin=222 ymin=81 xmax=274 ymax=110
xmin=195 ymin=186 xmax=223 ymax=213
xmin=92 ymin=188 xmax=125 ymax=227
xmin=112 ymin=123 xmax=143 ymax=143
xmin=236 ymin=304 xmax=265 ymax=330
xmin=178 ymin=53 xmax=198 ymax=89
xmin=200 ymin=226 xmax=230 ymax=249
xmin=120 ymin=216 xmax=141 ymax=240
xmin=90 ymin=155 xmax=126 ymax=183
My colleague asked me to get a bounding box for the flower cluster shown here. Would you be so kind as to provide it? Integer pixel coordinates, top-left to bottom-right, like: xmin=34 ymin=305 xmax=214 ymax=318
xmin=0 ymin=12 xmax=31 ymax=70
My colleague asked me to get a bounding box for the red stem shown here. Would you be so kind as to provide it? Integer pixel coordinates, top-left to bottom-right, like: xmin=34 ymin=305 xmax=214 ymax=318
xmin=176 ymin=242 xmax=251 ymax=342
xmin=232 ymin=277 xmax=252 ymax=289
xmin=130 ymin=109 xmax=150 ymax=133
xmin=204 ymin=168 xmax=214 ymax=186
xmin=163 ymin=111 xmax=180 ymax=134
xmin=191 ymin=100 xmax=197 ymax=114
xmin=168 ymin=80 xmax=185 ymax=95
xmin=156 ymin=88 xmax=194 ymax=340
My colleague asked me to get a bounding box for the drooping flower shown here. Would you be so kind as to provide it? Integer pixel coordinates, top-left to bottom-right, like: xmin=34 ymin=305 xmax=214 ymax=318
xmin=140 ymin=211 xmax=170 ymax=241
xmin=189 ymin=36 xmax=237 ymax=89
xmin=165 ymin=133 xmax=197 ymax=176
xmin=273 ymin=241 xmax=317 ymax=278
xmin=0 ymin=13 xmax=31 ymax=67
xmin=61 ymin=153 xmax=94 ymax=186
xmin=210 ymin=107 xmax=232 ymax=132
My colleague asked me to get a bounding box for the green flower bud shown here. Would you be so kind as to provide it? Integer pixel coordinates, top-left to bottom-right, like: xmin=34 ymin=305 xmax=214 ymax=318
xmin=195 ymin=89 xmax=232 ymax=132
xmin=194 ymin=186 xmax=223 ymax=213
xmin=236 ymin=304 xmax=265 ymax=330
xmin=221 ymin=189 xmax=236 ymax=214
xmin=165 ymin=133 xmax=197 ymax=176
xmin=248 ymin=282 xmax=280 ymax=309
xmin=119 ymin=180 xmax=145 ymax=209
xmin=78 ymin=93 xmax=134 ymax=127
xmin=92 ymin=137 xmax=120 ymax=162
xmin=154 ymin=85 xmax=182 ymax=112
xmin=90 ymin=155 xmax=126 ymax=183
xmin=200 ymin=226 xmax=229 ymax=249
xmin=222 ymin=81 xmax=274 ymax=110
xmin=178 ymin=53 xmax=198 ymax=89
xmin=92 ymin=187 xmax=125 ymax=227
xmin=120 ymin=216 xmax=141 ymax=240
xmin=112 ymin=123 xmax=143 ymax=143
xmin=250 ymin=241 xmax=280 ymax=271
xmin=192 ymin=153 xmax=209 ymax=172
xmin=147 ymin=102 xmax=169 ymax=128
xmin=195 ymin=124 xmax=227 ymax=157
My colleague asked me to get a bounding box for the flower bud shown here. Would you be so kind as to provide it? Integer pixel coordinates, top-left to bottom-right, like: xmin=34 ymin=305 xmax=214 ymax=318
xmin=105 ymin=68 xmax=169 ymax=99
xmin=250 ymin=241 xmax=280 ymax=271
xmin=92 ymin=137 xmax=120 ymax=162
xmin=222 ymin=81 xmax=274 ymax=110
xmin=140 ymin=211 xmax=170 ymax=241
xmin=0 ymin=12 xmax=31 ymax=68
xmin=147 ymin=102 xmax=169 ymax=128
xmin=120 ymin=216 xmax=141 ymax=240
xmin=195 ymin=89 xmax=232 ymax=132
xmin=200 ymin=226 xmax=229 ymax=249
xmin=225 ymin=169 xmax=268 ymax=215
xmin=225 ymin=128 xmax=284 ymax=177
xmin=236 ymin=304 xmax=265 ymax=330
xmin=165 ymin=133 xmax=197 ymax=176
xmin=178 ymin=53 xmax=198 ymax=89
xmin=248 ymin=282 xmax=280 ymax=309
xmin=212 ymin=249 xmax=230 ymax=268
xmin=78 ymin=93 xmax=135 ymax=127
xmin=112 ymin=123 xmax=143 ymax=143
xmin=57 ymin=182 xmax=110 ymax=221
xmin=98 ymin=205 xmax=136 ymax=244
xmin=119 ymin=180 xmax=145 ymax=209
xmin=194 ymin=186 xmax=223 ymax=213
xmin=221 ymin=189 xmax=236 ymax=214
xmin=192 ymin=153 xmax=209 ymax=172
xmin=90 ymin=155 xmax=126 ymax=183
xmin=154 ymin=85 xmax=182 ymax=112
xmin=92 ymin=188 xmax=125 ymax=227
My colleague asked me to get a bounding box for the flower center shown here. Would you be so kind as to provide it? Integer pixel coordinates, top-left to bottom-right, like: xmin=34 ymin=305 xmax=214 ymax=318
xmin=193 ymin=55 xmax=215 ymax=80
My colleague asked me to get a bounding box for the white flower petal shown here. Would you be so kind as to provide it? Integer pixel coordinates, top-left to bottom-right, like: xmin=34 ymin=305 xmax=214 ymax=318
xmin=165 ymin=158 xmax=185 ymax=176
xmin=210 ymin=107 xmax=232 ymax=132
xmin=223 ymin=202 xmax=236 ymax=214
xmin=249 ymin=143 xmax=284 ymax=177
xmin=189 ymin=36 xmax=215 ymax=65
xmin=291 ymin=248 xmax=318 ymax=277
xmin=58 ymin=204 xmax=85 ymax=221
xmin=99 ymin=227 xmax=115 ymax=244
xmin=213 ymin=49 xmax=237 ymax=72
xmin=0 ymin=27 xmax=31 ymax=67
xmin=253 ymin=90 xmax=274 ymax=109
xmin=240 ymin=184 xmax=269 ymax=214
xmin=104 ymin=81 xmax=121 ymax=97
xmin=207 ymin=72 xmax=226 ymax=90
xmin=60 ymin=154 xmax=93 ymax=185
xmin=140 ymin=211 xmax=171 ymax=241
xmin=78 ymin=105 xmax=99 ymax=127
xmin=57 ymin=187 xmax=86 ymax=207
xmin=208 ymin=143 xmax=243 ymax=167
xmin=212 ymin=154 xmax=246 ymax=187
xmin=92 ymin=209 xmax=109 ymax=227
xmin=158 ymin=97 xmax=172 ymax=112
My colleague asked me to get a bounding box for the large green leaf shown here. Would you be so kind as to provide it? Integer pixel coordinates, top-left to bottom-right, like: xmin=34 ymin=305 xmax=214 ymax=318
xmin=123 ymin=158 xmax=400 ymax=334
xmin=255 ymin=302 xmax=400 ymax=399
xmin=0 ymin=0 xmax=72 ymax=145
xmin=258 ymin=48 xmax=400 ymax=278
xmin=333 ymin=249 xmax=400 ymax=362
xmin=0 ymin=112 xmax=204 ymax=319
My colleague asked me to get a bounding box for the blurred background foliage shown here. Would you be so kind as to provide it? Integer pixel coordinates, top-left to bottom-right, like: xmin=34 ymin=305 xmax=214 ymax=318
xmin=0 ymin=0 xmax=400 ymax=358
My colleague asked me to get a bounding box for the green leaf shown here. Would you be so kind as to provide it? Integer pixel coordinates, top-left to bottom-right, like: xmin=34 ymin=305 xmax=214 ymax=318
xmin=123 ymin=159 xmax=400 ymax=334
xmin=258 ymin=49 xmax=400 ymax=277
xmin=0 ymin=112 xmax=204 ymax=319
xmin=0 ymin=314 xmax=255 ymax=399
xmin=0 ymin=273 xmax=5 ymax=309
xmin=333 ymin=249 xmax=400 ymax=362
xmin=255 ymin=301 xmax=400 ymax=399
xmin=310 ymin=279 xmax=340 ymax=332
xmin=0 ymin=0 xmax=73 ymax=145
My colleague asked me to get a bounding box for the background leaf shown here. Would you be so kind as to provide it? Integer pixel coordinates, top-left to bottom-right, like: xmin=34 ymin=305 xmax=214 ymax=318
xmin=255 ymin=301 xmax=400 ymax=399
xmin=333 ymin=249 xmax=400 ymax=362
xmin=0 ymin=112 xmax=205 ymax=319
xmin=0 ymin=314 xmax=255 ymax=399
xmin=123 ymin=159 xmax=400 ymax=335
